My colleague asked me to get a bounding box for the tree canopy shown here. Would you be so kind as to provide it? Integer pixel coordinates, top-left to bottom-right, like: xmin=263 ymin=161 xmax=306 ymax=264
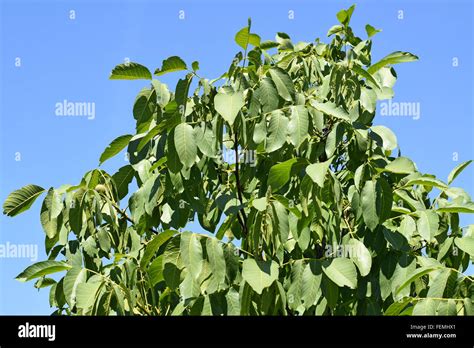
xmin=4 ymin=5 xmax=474 ymax=316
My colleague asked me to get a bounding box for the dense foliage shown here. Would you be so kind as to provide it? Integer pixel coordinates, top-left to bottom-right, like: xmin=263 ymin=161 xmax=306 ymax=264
xmin=4 ymin=6 xmax=474 ymax=315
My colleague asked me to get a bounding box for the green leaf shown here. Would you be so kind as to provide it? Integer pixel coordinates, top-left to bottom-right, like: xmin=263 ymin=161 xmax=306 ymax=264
xmin=454 ymin=236 xmax=474 ymax=256
xmin=361 ymin=179 xmax=392 ymax=231
xmin=226 ymin=288 xmax=240 ymax=315
xmin=266 ymin=109 xmax=289 ymax=153
xmin=417 ymin=210 xmax=439 ymax=242
xmin=427 ymin=268 xmax=451 ymax=298
xmin=310 ymin=101 xmax=350 ymax=122
xmin=242 ymin=259 xmax=279 ymax=294
xmin=268 ymin=158 xmax=297 ymax=192
xmin=368 ymin=51 xmax=419 ymax=74
xmin=140 ymin=230 xmax=176 ymax=269
xmin=194 ymin=123 xmax=217 ymax=158
xmin=384 ymin=157 xmax=416 ymax=174
xmin=272 ymin=200 xmax=290 ymax=243
xmin=371 ymin=125 xmax=397 ymax=152
xmin=235 ymin=26 xmax=261 ymax=50
xmin=252 ymin=197 xmax=267 ymax=212
xmin=437 ymin=202 xmax=474 ymax=214
xmin=269 ymin=67 xmax=295 ymax=102
xmin=322 ymin=258 xmax=357 ymax=289
xmin=147 ymin=255 xmax=164 ymax=287
xmin=3 ymin=184 xmax=45 ymax=217
xmin=352 ymin=65 xmax=381 ymax=90
xmin=254 ymin=78 xmax=279 ymax=113
xmin=395 ymin=267 xmax=439 ymax=295
xmin=403 ymin=176 xmax=448 ymax=190
xmin=174 ymin=123 xmax=197 ymax=168
xmin=302 ymin=261 xmax=323 ymax=307
xmin=175 ymin=76 xmax=192 ymax=107
xmin=347 ymin=239 xmax=372 ymax=277
xmin=76 ymin=282 xmax=102 ymax=310
xmin=180 ymin=232 xmax=203 ymax=279
xmin=214 ymin=91 xmax=245 ymax=126
xmin=99 ymin=134 xmax=133 ymax=165
xmin=154 ymin=56 xmax=187 ymax=76
xmin=336 ymin=5 xmax=355 ymax=26
xmin=306 ymin=158 xmax=332 ymax=188
xmin=63 ymin=267 xmax=87 ymax=306
xmin=112 ymin=165 xmax=135 ymax=200
xmin=151 ymin=79 xmax=171 ymax=106
xmin=384 ymin=297 xmax=412 ymax=316
xmin=205 ymin=238 xmax=226 ymax=287
xmin=40 ymin=188 xmax=62 ymax=239
xmin=287 ymin=260 xmax=305 ymax=310
xmin=412 ymin=298 xmax=438 ymax=315
xmin=16 ymin=261 xmax=71 ymax=282
xmin=133 ymin=88 xmax=156 ymax=124
xmin=448 ymin=160 xmax=472 ymax=185
xmin=288 ymin=105 xmax=309 ymax=148
xmin=325 ymin=123 xmax=344 ymax=158
xmin=365 ymin=24 xmax=381 ymax=38
xmin=192 ymin=61 xmax=199 ymax=71
xmin=109 ymin=62 xmax=152 ymax=80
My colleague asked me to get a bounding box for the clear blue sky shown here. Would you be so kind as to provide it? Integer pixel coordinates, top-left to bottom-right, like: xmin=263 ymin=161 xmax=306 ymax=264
xmin=0 ymin=0 xmax=472 ymax=314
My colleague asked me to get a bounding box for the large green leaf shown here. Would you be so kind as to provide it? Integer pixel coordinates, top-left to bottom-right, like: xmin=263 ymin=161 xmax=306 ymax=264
xmin=110 ymin=62 xmax=152 ymax=80
xmin=235 ymin=25 xmax=261 ymax=50
xmin=99 ymin=134 xmax=133 ymax=165
xmin=417 ymin=210 xmax=439 ymax=242
xmin=288 ymin=105 xmax=309 ymax=148
xmin=205 ymin=238 xmax=226 ymax=287
xmin=16 ymin=261 xmax=71 ymax=282
xmin=174 ymin=123 xmax=197 ymax=168
xmin=454 ymin=236 xmax=474 ymax=256
xmin=140 ymin=230 xmax=176 ymax=269
xmin=361 ymin=178 xmax=392 ymax=231
xmin=322 ymin=258 xmax=357 ymax=289
xmin=254 ymin=78 xmax=279 ymax=113
xmin=242 ymin=259 xmax=279 ymax=294
xmin=226 ymin=288 xmax=241 ymax=315
xmin=437 ymin=202 xmax=474 ymax=214
xmin=448 ymin=160 xmax=473 ymax=185
xmin=347 ymin=239 xmax=372 ymax=277
xmin=3 ymin=184 xmax=45 ymax=217
xmin=269 ymin=67 xmax=295 ymax=101
xmin=112 ymin=165 xmax=135 ymax=200
xmin=154 ymin=56 xmax=187 ymax=76
xmin=403 ymin=176 xmax=448 ymax=190
xmin=133 ymin=88 xmax=156 ymax=125
xmin=180 ymin=232 xmax=203 ymax=279
xmin=302 ymin=261 xmax=323 ymax=307
xmin=371 ymin=125 xmax=397 ymax=152
xmin=367 ymin=51 xmax=419 ymax=74
xmin=214 ymin=91 xmax=245 ymax=126
xmin=310 ymin=101 xmax=350 ymax=122
xmin=384 ymin=157 xmax=416 ymax=174
xmin=63 ymin=267 xmax=87 ymax=306
xmin=268 ymin=158 xmax=297 ymax=192
xmin=266 ymin=110 xmax=289 ymax=153
xmin=76 ymin=281 xmax=102 ymax=310
xmin=306 ymin=158 xmax=332 ymax=187
xmin=40 ymin=188 xmax=62 ymax=238
xmin=395 ymin=267 xmax=439 ymax=295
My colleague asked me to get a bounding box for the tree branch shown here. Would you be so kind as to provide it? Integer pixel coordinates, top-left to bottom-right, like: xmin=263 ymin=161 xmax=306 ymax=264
xmin=233 ymin=129 xmax=248 ymax=237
